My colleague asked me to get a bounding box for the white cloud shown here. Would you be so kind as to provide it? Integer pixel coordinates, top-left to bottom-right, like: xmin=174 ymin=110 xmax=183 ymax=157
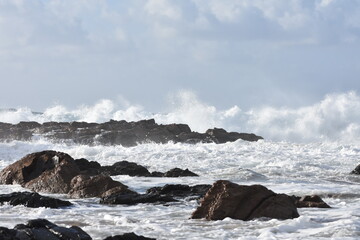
xmin=145 ymin=0 xmax=182 ymax=20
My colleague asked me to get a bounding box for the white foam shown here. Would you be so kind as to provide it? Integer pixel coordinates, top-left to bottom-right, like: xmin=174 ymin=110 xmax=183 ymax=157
xmin=2 ymin=91 xmax=360 ymax=143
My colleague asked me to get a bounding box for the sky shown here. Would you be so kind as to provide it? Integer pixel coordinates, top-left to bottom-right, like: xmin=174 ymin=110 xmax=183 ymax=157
xmin=1 ymin=0 xmax=360 ymax=113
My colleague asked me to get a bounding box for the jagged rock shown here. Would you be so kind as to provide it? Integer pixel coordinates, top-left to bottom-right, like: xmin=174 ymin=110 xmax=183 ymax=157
xmin=103 ymin=232 xmax=156 ymax=240
xmin=146 ymin=184 xmax=211 ymax=199
xmin=292 ymin=195 xmax=331 ymax=208
xmin=0 ymin=192 xmax=72 ymax=208
xmin=191 ymin=180 xmax=299 ymax=221
xmin=68 ymin=174 xmax=134 ymax=198
xmin=0 ymin=151 xmax=80 ymax=194
xmin=102 ymin=161 xmax=151 ymax=177
xmin=0 ymin=119 xmax=263 ymax=147
xmin=0 ymin=219 xmax=91 ymax=240
xmin=163 ymin=168 xmax=198 ymax=177
xmin=350 ymin=164 xmax=360 ymax=174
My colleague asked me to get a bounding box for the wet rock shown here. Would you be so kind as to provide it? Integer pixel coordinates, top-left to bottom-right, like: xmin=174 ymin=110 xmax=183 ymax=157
xmin=100 ymin=192 xmax=177 ymax=205
xmin=75 ymin=158 xmax=102 ymax=175
xmin=103 ymin=232 xmax=156 ymax=240
xmin=102 ymin=161 xmax=151 ymax=177
xmin=0 ymin=119 xmax=263 ymax=146
xmin=0 ymin=192 xmax=72 ymax=208
xmin=292 ymin=195 xmax=331 ymax=208
xmin=0 ymin=219 xmax=91 ymax=240
xmin=163 ymin=168 xmax=198 ymax=177
xmin=146 ymin=184 xmax=211 ymax=199
xmin=68 ymin=174 xmax=135 ymax=198
xmin=191 ymin=180 xmax=299 ymax=221
xmin=0 ymin=151 xmax=80 ymax=194
xmin=350 ymin=164 xmax=360 ymax=174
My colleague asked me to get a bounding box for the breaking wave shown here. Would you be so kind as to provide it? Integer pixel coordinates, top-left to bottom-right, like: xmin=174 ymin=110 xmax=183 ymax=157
xmin=1 ymin=90 xmax=360 ymax=143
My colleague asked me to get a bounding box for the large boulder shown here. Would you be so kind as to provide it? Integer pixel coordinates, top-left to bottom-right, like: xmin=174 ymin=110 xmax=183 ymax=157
xmin=0 ymin=192 xmax=72 ymax=208
xmin=191 ymin=180 xmax=299 ymax=221
xmin=0 ymin=151 xmax=80 ymax=194
xmin=68 ymin=174 xmax=135 ymax=198
xmin=0 ymin=219 xmax=91 ymax=240
xmin=163 ymin=168 xmax=198 ymax=177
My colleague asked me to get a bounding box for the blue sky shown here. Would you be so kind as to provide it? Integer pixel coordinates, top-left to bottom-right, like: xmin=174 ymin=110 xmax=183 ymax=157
xmin=1 ymin=0 xmax=360 ymax=112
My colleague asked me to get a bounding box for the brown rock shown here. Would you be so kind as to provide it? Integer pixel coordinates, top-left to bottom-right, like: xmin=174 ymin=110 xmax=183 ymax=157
xmin=0 ymin=151 xmax=80 ymax=194
xmin=191 ymin=180 xmax=299 ymax=221
xmin=68 ymin=174 xmax=134 ymax=198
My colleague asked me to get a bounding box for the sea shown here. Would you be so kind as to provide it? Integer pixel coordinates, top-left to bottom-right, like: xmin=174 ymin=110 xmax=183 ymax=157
xmin=0 ymin=91 xmax=360 ymax=239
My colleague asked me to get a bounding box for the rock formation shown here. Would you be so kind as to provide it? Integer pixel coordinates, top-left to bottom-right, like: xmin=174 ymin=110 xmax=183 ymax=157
xmin=191 ymin=180 xmax=299 ymax=221
xmin=0 ymin=119 xmax=263 ymax=147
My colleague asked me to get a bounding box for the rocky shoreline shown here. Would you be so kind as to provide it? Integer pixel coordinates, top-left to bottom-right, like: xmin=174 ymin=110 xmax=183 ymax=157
xmin=0 ymin=119 xmax=263 ymax=146
xmin=0 ymin=150 xmax=335 ymax=240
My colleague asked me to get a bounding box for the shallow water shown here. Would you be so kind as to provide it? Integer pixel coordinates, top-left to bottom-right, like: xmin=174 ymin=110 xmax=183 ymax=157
xmin=1 ymin=139 xmax=360 ymax=239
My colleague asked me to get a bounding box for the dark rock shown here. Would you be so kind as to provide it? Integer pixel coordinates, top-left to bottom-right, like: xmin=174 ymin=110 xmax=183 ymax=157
xmin=191 ymin=180 xmax=299 ymax=221
xmin=0 ymin=119 xmax=263 ymax=147
xmin=350 ymin=164 xmax=360 ymax=174
xmin=292 ymin=195 xmax=331 ymax=208
xmin=75 ymin=158 xmax=102 ymax=175
xmin=0 ymin=151 xmax=80 ymax=194
xmin=163 ymin=168 xmax=198 ymax=177
xmin=102 ymin=161 xmax=151 ymax=177
xmin=146 ymin=184 xmax=211 ymax=199
xmin=0 ymin=192 xmax=72 ymax=208
xmin=68 ymin=174 xmax=135 ymax=198
xmin=104 ymin=232 xmax=156 ymax=240
xmin=100 ymin=192 xmax=177 ymax=205
xmin=1 ymin=219 xmax=91 ymax=240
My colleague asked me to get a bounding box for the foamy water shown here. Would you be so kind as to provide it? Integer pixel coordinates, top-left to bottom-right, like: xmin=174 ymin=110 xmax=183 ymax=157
xmin=1 ymin=91 xmax=360 ymax=239
xmin=0 ymin=139 xmax=360 ymax=239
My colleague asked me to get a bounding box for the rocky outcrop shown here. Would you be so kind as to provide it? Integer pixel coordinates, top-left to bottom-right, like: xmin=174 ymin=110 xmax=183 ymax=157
xmin=0 ymin=119 xmax=263 ymax=147
xmin=191 ymin=180 xmax=299 ymax=221
xmin=0 ymin=219 xmax=91 ymax=240
xmin=104 ymin=232 xmax=156 ymax=240
xmin=162 ymin=168 xmax=198 ymax=177
xmin=0 ymin=151 xmax=80 ymax=194
xmin=292 ymin=195 xmax=331 ymax=208
xmin=0 ymin=192 xmax=72 ymax=208
xmin=0 ymin=151 xmax=133 ymax=199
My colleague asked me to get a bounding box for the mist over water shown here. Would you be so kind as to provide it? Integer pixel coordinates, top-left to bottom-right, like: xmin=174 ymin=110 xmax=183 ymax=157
xmin=1 ymin=90 xmax=360 ymax=143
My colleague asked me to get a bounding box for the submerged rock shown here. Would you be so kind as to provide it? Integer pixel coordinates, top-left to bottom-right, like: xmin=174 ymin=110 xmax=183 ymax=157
xmin=0 ymin=219 xmax=91 ymax=240
xmin=103 ymin=232 xmax=156 ymax=240
xmin=292 ymin=195 xmax=331 ymax=208
xmin=0 ymin=150 xmax=80 ymax=194
xmin=191 ymin=180 xmax=299 ymax=221
xmin=0 ymin=119 xmax=263 ymax=147
xmin=0 ymin=192 xmax=72 ymax=208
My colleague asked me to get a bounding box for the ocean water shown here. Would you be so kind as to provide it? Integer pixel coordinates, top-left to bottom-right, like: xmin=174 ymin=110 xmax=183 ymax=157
xmin=1 ymin=139 xmax=360 ymax=239
xmin=1 ymin=91 xmax=360 ymax=239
